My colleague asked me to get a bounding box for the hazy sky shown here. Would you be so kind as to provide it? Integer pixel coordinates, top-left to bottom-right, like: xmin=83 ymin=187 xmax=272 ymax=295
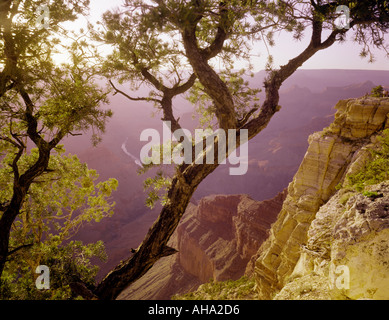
xmin=73 ymin=0 xmax=388 ymax=71
xmin=260 ymin=31 xmax=389 ymax=71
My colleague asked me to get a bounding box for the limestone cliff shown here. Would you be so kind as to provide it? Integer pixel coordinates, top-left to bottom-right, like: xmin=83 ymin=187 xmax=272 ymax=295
xmin=274 ymin=182 xmax=389 ymax=300
xmin=254 ymin=97 xmax=389 ymax=300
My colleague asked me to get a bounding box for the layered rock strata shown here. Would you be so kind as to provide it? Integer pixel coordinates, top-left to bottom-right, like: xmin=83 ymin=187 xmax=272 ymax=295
xmin=119 ymin=191 xmax=286 ymax=300
xmin=254 ymin=97 xmax=389 ymax=299
xmin=274 ymin=182 xmax=389 ymax=300
xmin=177 ymin=192 xmax=287 ymax=283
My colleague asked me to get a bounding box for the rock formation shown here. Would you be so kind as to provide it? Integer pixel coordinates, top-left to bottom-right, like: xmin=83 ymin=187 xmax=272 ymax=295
xmin=254 ymin=97 xmax=389 ymax=299
xmin=118 ymin=190 xmax=286 ymax=300
xmin=274 ymin=182 xmax=389 ymax=300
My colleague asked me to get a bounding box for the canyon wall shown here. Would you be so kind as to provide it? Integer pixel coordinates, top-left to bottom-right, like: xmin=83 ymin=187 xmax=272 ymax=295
xmin=118 ymin=191 xmax=286 ymax=300
xmin=254 ymin=97 xmax=389 ymax=299
xmin=274 ymin=182 xmax=389 ymax=300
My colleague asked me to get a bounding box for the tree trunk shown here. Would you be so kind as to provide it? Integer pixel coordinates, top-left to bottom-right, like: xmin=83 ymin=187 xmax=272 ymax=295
xmin=0 ymin=195 xmax=24 ymax=276
xmin=95 ymin=162 xmax=218 ymax=300
xmin=0 ymin=147 xmax=51 ymax=276
xmin=0 ymin=88 xmax=62 ymax=278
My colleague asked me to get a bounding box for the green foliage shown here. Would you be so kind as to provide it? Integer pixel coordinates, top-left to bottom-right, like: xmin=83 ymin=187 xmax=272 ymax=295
xmin=1 ymin=0 xmax=113 ymax=146
xmin=338 ymin=189 xmax=357 ymax=206
xmin=371 ymin=85 xmax=384 ymax=97
xmin=0 ymin=147 xmax=118 ymax=240
xmin=0 ymin=0 xmax=118 ymax=298
xmin=143 ymin=170 xmax=172 ymax=209
xmin=0 ymin=146 xmax=118 ymax=299
xmin=343 ymin=129 xmax=389 ymax=193
xmin=0 ymin=240 xmax=106 ymax=300
xmin=362 ymin=190 xmax=380 ymax=198
xmin=173 ymin=276 xmax=256 ymax=300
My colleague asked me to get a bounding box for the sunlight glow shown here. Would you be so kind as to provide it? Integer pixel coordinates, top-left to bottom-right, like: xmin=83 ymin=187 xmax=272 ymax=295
xmin=49 ymin=0 xmax=388 ymax=71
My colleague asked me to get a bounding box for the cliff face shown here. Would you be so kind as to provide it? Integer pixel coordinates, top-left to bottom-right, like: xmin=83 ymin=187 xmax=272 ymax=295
xmin=118 ymin=191 xmax=286 ymax=300
xmin=274 ymin=182 xmax=389 ymax=300
xmin=255 ymin=97 xmax=389 ymax=299
xmin=177 ymin=192 xmax=287 ymax=283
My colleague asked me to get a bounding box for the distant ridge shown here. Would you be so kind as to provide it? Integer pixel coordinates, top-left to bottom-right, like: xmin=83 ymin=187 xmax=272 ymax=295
xmin=253 ymin=69 xmax=389 ymax=93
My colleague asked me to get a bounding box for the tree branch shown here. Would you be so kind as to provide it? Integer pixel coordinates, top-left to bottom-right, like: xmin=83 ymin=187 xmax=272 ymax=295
xmin=243 ymin=10 xmax=344 ymax=139
xmin=68 ymin=132 xmax=83 ymax=137
xmin=109 ymin=80 xmax=161 ymax=104
xmin=237 ymin=106 xmax=259 ymax=128
xmin=7 ymin=243 xmax=33 ymax=257
xmin=140 ymin=68 xmax=168 ymax=93
xmin=168 ymin=73 xmax=197 ymax=97
xmin=69 ymin=282 xmax=98 ymax=300
xmin=182 ymin=25 xmax=237 ymax=130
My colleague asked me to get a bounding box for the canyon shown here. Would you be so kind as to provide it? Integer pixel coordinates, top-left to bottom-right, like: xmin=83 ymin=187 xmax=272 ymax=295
xmin=60 ymin=70 xmax=389 ymax=297
xmin=117 ymin=190 xmax=286 ymax=299
xmin=174 ymin=96 xmax=389 ymax=300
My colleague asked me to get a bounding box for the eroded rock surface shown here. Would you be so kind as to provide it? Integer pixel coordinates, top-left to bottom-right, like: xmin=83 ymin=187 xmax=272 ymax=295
xmin=255 ymin=97 xmax=389 ymax=299
xmin=275 ymin=182 xmax=389 ymax=300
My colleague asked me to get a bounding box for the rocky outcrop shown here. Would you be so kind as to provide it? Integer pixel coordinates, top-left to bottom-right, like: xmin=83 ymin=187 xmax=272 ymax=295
xmin=177 ymin=192 xmax=287 ymax=283
xmin=254 ymin=97 xmax=389 ymax=299
xmin=274 ymin=182 xmax=389 ymax=300
xmin=118 ymin=190 xmax=286 ymax=300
